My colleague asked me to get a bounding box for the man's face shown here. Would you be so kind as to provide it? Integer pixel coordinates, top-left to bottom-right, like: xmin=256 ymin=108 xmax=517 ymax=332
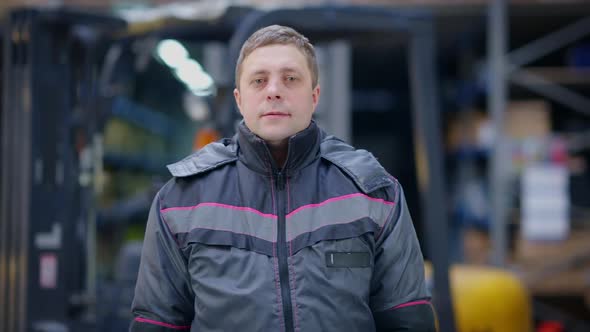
xmin=234 ymin=44 xmax=320 ymax=146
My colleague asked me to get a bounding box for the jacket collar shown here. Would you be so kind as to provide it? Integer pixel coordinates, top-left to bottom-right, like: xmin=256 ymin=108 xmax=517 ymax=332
xmin=236 ymin=120 xmax=320 ymax=176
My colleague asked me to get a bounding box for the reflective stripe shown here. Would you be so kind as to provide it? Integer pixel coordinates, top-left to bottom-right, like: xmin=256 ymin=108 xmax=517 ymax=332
xmin=161 ymin=194 xmax=394 ymax=252
xmin=286 ymin=193 xmax=395 ymax=242
xmin=162 ymin=203 xmax=277 ymax=243
xmin=389 ymin=300 xmax=431 ymax=310
xmin=134 ymin=317 xmax=190 ymax=330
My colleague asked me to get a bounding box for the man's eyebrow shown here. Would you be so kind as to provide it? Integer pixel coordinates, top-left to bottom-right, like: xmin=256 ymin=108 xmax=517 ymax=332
xmin=281 ymin=67 xmax=301 ymax=74
xmin=244 ymin=67 xmax=302 ymax=79
xmin=245 ymin=69 xmax=269 ymax=77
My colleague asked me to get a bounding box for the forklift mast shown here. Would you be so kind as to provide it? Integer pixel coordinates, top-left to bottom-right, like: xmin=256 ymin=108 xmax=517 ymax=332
xmin=0 ymin=8 xmax=123 ymax=332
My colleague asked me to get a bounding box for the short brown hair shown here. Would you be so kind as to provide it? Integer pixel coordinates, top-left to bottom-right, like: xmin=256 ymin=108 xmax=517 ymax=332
xmin=235 ymin=25 xmax=319 ymax=89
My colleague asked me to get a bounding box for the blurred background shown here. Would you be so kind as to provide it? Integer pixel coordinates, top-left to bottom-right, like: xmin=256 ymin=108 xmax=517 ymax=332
xmin=1 ymin=0 xmax=590 ymax=331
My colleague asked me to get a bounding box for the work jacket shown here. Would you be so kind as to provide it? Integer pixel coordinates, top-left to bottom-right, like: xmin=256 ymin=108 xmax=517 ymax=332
xmin=130 ymin=121 xmax=435 ymax=332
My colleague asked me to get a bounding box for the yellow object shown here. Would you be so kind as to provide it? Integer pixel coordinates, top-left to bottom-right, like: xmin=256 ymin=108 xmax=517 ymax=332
xmin=426 ymin=263 xmax=533 ymax=332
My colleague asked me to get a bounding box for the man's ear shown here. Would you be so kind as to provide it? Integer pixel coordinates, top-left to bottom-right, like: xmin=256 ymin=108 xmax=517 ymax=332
xmin=233 ymin=88 xmax=243 ymax=115
xmin=311 ymin=84 xmax=321 ymax=112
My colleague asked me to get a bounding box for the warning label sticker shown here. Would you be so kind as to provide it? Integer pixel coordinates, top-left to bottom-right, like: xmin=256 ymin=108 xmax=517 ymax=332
xmin=40 ymin=253 xmax=58 ymax=289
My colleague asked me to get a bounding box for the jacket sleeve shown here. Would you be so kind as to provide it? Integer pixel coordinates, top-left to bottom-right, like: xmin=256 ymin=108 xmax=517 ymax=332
xmin=130 ymin=190 xmax=194 ymax=331
xmin=370 ymin=182 xmax=436 ymax=332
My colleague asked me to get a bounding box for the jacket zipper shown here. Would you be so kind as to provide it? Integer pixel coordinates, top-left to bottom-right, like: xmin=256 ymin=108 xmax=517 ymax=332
xmin=275 ymin=170 xmax=294 ymax=332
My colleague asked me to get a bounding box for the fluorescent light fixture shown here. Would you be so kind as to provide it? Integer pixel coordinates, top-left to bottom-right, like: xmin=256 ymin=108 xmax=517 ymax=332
xmin=188 ymin=71 xmax=214 ymax=89
xmin=189 ymin=71 xmax=215 ymax=96
xmin=174 ymin=59 xmax=215 ymax=96
xmin=156 ymin=39 xmax=189 ymax=68
xmin=174 ymin=59 xmax=203 ymax=84
xmin=155 ymin=40 xmax=216 ymax=96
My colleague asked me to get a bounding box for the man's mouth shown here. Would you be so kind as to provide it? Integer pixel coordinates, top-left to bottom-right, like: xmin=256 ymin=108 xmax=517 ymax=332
xmin=262 ymin=111 xmax=290 ymax=117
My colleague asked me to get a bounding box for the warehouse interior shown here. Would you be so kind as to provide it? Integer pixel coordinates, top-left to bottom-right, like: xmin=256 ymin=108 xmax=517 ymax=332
xmin=1 ymin=1 xmax=590 ymax=331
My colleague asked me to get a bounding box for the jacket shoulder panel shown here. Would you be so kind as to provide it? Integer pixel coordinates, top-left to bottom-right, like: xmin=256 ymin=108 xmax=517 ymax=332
xmin=320 ymin=136 xmax=394 ymax=194
xmin=166 ymin=138 xmax=238 ymax=177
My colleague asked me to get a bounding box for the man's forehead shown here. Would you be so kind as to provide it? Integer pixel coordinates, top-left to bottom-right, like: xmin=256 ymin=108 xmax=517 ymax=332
xmin=242 ymin=45 xmax=307 ymax=71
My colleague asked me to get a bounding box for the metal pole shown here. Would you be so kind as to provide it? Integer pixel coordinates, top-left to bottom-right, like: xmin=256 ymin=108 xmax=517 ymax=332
xmin=488 ymin=0 xmax=509 ymax=267
xmin=508 ymin=16 xmax=590 ymax=71
xmin=511 ymin=69 xmax=590 ymax=117
xmin=0 ymin=11 xmax=12 ymax=332
xmin=409 ymin=19 xmax=457 ymax=332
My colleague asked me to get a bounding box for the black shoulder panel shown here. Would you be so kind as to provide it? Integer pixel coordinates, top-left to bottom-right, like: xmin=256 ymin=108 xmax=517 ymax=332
xmin=320 ymin=136 xmax=394 ymax=194
xmin=166 ymin=138 xmax=238 ymax=177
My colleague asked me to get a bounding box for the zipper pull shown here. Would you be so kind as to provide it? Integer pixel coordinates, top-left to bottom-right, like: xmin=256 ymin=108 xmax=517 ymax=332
xmin=276 ymin=171 xmax=285 ymax=191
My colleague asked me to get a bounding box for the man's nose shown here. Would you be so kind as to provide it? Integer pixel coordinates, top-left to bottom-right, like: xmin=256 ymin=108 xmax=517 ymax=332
xmin=266 ymin=78 xmax=282 ymax=100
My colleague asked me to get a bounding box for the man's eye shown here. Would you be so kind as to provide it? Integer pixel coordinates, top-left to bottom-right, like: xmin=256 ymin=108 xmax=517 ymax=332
xmin=253 ymin=78 xmax=264 ymax=85
xmin=286 ymin=76 xmax=297 ymax=81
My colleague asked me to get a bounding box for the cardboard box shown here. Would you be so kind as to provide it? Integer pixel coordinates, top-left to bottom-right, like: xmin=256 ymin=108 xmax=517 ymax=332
xmin=505 ymin=100 xmax=551 ymax=139
xmin=446 ymin=110 xmax=488 ymax=150
xmin=446 ymin=100 xmax=552 ymax=151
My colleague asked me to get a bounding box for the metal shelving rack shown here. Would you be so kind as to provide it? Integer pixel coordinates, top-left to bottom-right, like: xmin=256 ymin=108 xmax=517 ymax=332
xmin=487 ymin=0 xmax=590 ymax=267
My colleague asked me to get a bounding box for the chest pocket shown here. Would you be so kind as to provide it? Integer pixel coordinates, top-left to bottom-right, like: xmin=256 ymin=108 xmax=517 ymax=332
xmin=326 ymin=251 xmax=371 ymax=268
xmin=308 ymin=235 xmax=374 ymax=267
xmin=288 ymin=233 xmax=375 ymax=325
xmin=287 ymin=215 xmax=380 ymax=257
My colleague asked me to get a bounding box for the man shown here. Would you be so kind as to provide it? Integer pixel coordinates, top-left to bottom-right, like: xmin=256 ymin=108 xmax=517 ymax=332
xmin=131 ymin=25 xmax=435 ymax=332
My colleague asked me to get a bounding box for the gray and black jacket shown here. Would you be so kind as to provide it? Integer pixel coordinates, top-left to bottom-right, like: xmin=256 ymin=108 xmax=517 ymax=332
xmin=130 ymin=121 xmax=435 ymax=332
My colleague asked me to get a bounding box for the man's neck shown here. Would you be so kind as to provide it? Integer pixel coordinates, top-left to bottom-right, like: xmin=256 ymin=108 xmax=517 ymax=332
xmin=267 ymin=139 xmax=288 ymax=169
